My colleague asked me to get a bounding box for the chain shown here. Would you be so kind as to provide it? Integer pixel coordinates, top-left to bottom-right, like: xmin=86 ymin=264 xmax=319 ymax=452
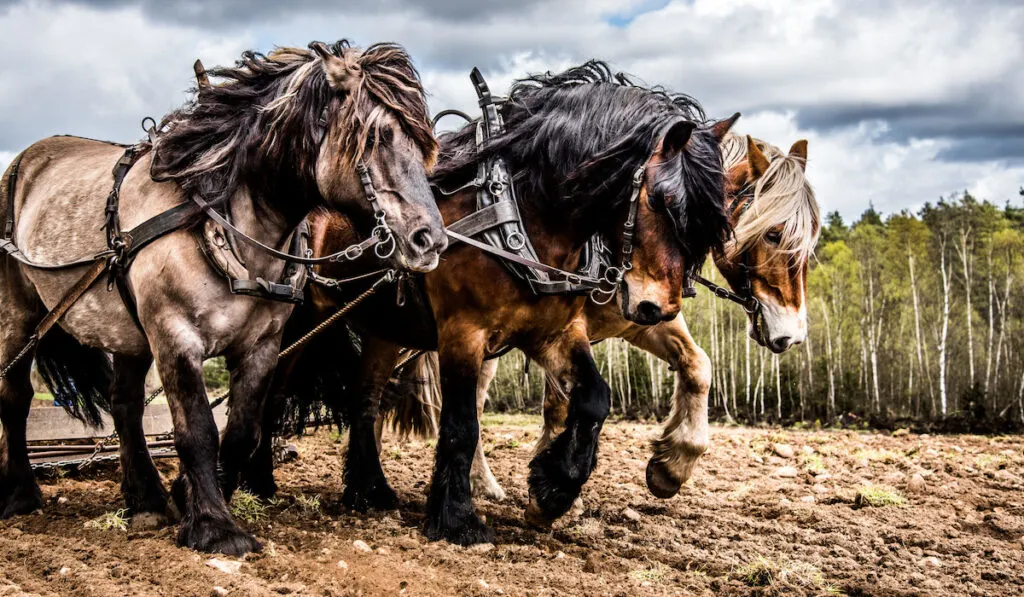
xmin=0 ymin=336 xmax=38 ymax=381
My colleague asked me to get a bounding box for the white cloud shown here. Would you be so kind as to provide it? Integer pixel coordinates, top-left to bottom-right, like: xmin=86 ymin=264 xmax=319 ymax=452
xmin=0 ymin=0 xmax=1020 ymax=221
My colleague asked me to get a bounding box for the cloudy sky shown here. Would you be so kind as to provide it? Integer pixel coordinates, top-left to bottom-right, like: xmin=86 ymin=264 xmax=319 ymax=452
xmin=0 ymin=0 xmax=1021 ymax=220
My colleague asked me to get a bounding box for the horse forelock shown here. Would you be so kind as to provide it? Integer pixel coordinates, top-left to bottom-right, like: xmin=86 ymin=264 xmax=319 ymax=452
xmin=670 ymin=126 xmax=728 ymax=278
xmin=150 ymin=40 xmax=435 ymax=207
xmin=723 ymin=133 xmax=820 ymax=265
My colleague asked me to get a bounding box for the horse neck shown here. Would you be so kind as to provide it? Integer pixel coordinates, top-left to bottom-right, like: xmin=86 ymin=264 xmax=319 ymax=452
xmin=518 ymin=198 xmax=603 ymax=271
xmin=227 ymin=189 xmax=305 ymax=275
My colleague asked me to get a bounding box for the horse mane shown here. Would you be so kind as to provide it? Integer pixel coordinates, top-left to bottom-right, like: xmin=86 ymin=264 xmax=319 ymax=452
xmin=150 ymin=40 xmax=436 ymax=209
xmin=723 ymin=133 xmax=820 ymax=263
xmin=432 ymin=61 xmax=727 ymax=263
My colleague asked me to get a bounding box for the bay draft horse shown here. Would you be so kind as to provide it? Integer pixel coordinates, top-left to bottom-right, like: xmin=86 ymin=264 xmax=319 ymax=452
xmin=241 ymin=61 xmax=739 ymax=544
xmin=463 ymin=132 xmax=821 ymax=501
xmin=0 ymin=40 xmax=446 ymax=555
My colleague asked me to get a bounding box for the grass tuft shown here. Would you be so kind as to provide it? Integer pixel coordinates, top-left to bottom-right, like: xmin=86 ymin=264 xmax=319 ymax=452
xmin=231 ymin=490 xmax=267 ymax=524
xmin=734 ymin=556 xmax=838 ymax=593
xmin=854 ymin=484 xmax=905 ymax=508
xmin=295 ymin=493 xmax=322 ymax=515
xmin=84 ymin=509 xmax=129 ymax=532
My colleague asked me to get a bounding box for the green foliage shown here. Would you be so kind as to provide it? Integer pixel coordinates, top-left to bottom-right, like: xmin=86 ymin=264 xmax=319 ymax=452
xmin=203 ymin=357 xmax=229 ymax=390
xmin=854 ymin=485 xmax=905 ymax=508
xmin=231 ymin=490 xmax=267 ymax=524
xmin=483 ymin=192 xmax=1024 ymax=428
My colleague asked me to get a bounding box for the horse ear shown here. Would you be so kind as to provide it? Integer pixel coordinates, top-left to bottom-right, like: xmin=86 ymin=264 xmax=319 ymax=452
xmin=747 ymin=135 xmax=770 ymax=179
xmin=711 ymin=112 xmax=741 ymax=141
xmin=311 ymin=42 xmax=360 ymax=92
xmin=662 ymin=120 xmax=697 ymax=155
xmin=789 ymin=139 xmax=808 ymax=171
xmin=193 ymin=59 xmax=210 ymax=90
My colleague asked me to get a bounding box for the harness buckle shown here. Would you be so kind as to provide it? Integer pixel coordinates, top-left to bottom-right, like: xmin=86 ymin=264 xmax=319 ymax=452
xmin=505 ymin=231 xmax=525 ymax=251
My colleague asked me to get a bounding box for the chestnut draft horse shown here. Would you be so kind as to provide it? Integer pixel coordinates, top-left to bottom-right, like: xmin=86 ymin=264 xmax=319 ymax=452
xmin=243 ymin=62 xmax=739 ymax=544
xmin=0 ymin=41 xmax=445 ymax=555
xmin=456 ymin=133 xmax=820 ymax=502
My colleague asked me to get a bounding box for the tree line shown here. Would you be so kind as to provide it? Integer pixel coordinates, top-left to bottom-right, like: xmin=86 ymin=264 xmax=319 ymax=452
xmin=488 ymin=188 xmax=1024 ymax=430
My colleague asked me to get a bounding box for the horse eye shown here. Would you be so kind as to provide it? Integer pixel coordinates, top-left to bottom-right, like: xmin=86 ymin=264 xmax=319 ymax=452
xmin=647 ymin=193 xmax=666 ymax=211
xmin=765 ymin=230 xmax=782 ymax=245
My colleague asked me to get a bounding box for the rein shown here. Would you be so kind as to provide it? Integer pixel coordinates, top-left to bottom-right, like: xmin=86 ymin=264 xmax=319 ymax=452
xmin=690 ymin=193 xmax=762 ymax=315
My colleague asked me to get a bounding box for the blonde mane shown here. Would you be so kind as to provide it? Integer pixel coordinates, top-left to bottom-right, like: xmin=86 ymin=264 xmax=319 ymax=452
xmin=720 ymin=133 xmax=820 ymax=263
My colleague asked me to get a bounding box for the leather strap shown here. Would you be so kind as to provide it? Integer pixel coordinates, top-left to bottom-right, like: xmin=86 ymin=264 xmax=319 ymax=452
xmin=35 ymin=259 xmax=110 ymax=338
xmin=446 ymin=229 xmax=611 ymax=292
xmin=4 ymin=152 xmax=22 ymax=240
xmin=121 ymin=202 xmax=203 ymax=261
xmin=194 ymin=195 xmax=381 ymax=265
xmin=446 ymin=201 xmax=520 ymax=237
xmin=230 ymin=278 xmax=305 ymax=302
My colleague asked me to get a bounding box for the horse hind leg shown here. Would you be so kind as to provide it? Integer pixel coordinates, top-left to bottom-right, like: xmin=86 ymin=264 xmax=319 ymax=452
xmin=0 ymin=271 xmax=44 ymax=518
xmin=109 ymin=353 xmax=175 ymax=528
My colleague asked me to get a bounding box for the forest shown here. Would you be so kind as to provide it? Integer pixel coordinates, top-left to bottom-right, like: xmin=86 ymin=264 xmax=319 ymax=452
xmin=487 ymin=188 xmax=1024 ymax=429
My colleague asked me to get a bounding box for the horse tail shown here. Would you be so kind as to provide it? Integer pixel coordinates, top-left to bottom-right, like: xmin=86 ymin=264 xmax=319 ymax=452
xmin=34 ymin=326 xmax=113 ymax=427
xmin=382 ymin=351 xmax=441 ymax=440
xmin=273 ymin=314 xmax=363 ymax=436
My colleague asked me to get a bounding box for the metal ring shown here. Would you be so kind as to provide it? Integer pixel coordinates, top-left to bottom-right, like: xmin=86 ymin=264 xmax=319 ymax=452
xmin=140 ymin=116 xmax=157 ymax=133
xmin=603 ymin=266 xmax=623 ymax=286
xmin=505 ymin=231 xmax=526 ymax=251
xmin=488 ymin=180 xmax=506 ymax=197
xmin=374 ymin=233 xmax=396 ymax=259
xmin=590 ymin=288 xmax=617 ymax=305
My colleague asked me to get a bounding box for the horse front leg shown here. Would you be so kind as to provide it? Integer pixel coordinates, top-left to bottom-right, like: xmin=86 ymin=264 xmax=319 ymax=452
xmin=153 ymin=328 xmax=260 ymax=556
xmin=109 ymin=353 xmax=176 ymax=527
xmin=470 ymin=357 xmax=505 ymax=501
xmin=623 ymin=315 xmax=710 ymax=498
xmin=342 ymin=337 xmax=402 ymax=512
xmin=219 ymin=340 xmax=280 ymax=503
xmin=425 ymin=328 xmax=493 ymax=545
xmin=525 ymin=320 xmax=610 ymax=527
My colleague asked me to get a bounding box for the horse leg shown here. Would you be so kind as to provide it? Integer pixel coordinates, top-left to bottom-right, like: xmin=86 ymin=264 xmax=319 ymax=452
xmin=424 ymin=329 xmax=493 ymax=545
xmin=623 ymin=316 xmax=710 ymax=498
xmin=525 ymin=321 xmax=610 ymax=526
xmin=0 ymin=268 xmax=43 ymax=518
xmin=219 ymin=341 xmax=280 ymax=504
xmin=238 ymin=391 xmax=283 ymax=500
xmin=109 ymin=353 xmax=174 ymax=527
xmin=470 ymin=358 xmax=505 ymax=501
xmin=0 ymin=334 xmax=42 ymax=518
xmin=535 ymin=374 xmax=569 ymax=456
xmin=154 ymin=329 xmax=260 ymax=555
xmin=342 ymin=337 xmax=401 ymax=512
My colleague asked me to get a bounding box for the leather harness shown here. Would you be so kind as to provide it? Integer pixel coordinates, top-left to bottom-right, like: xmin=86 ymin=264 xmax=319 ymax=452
xmin=439 ymin=68 xmax=634 ymax=304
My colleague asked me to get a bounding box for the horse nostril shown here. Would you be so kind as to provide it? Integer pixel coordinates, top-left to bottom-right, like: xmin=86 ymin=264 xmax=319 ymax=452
xmin=771 ymin=336 xmax=793 ymax=352
xmin=635 ymin=300 xmax=663 ymax=324
xmin=409 ymin=227 xmax=433 ymax=255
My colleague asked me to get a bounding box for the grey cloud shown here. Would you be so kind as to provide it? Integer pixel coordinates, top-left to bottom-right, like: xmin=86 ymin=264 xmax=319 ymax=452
xmin=2 ymin=0 xmax=549 ymax=25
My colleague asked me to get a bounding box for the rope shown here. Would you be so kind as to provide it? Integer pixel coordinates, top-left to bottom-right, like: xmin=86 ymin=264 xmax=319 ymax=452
xmin=0 ymin=336 xmax=38 ymax=381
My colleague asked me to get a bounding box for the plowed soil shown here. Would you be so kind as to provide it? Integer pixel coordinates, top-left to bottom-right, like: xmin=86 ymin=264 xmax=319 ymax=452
xmin=2 ymin=416 xmax=1023 ymax=596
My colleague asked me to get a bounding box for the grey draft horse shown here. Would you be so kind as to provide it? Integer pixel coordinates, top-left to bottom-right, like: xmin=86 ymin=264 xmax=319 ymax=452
xmin=0 ymin=40 xmax=446 ymax=555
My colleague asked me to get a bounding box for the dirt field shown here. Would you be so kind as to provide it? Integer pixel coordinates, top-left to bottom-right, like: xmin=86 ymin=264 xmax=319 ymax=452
xmin=2 ymin=415 xmax=1023 ymax=596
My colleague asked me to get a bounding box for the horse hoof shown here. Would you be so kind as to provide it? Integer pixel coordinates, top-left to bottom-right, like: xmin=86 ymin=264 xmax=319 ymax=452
xmin=0 ymin=484 xmax=43 ymax=519
xmin=524 ymin=498 xmax=555 ymax=530
xmin=178 ymin=517 xmax=262 ymax=556
xmin=424 ymin=510 xmax=494 ymax=546
xmin=130 ymin=511 xmax=168 ymax=531
xmin=342 ymin=482 xmax=398 ymax=513
xmin=240 ymin=475 xmax=278 ymax=501
xmin=645 ymin=458 xmax=683 ymax=499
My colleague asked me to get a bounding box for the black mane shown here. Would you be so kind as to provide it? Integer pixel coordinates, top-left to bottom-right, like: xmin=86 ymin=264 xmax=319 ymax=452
xmin=433 ymin=60 xmax=727 ymax=267
xmin=149 ymin=40 xmax=435 ymax=213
